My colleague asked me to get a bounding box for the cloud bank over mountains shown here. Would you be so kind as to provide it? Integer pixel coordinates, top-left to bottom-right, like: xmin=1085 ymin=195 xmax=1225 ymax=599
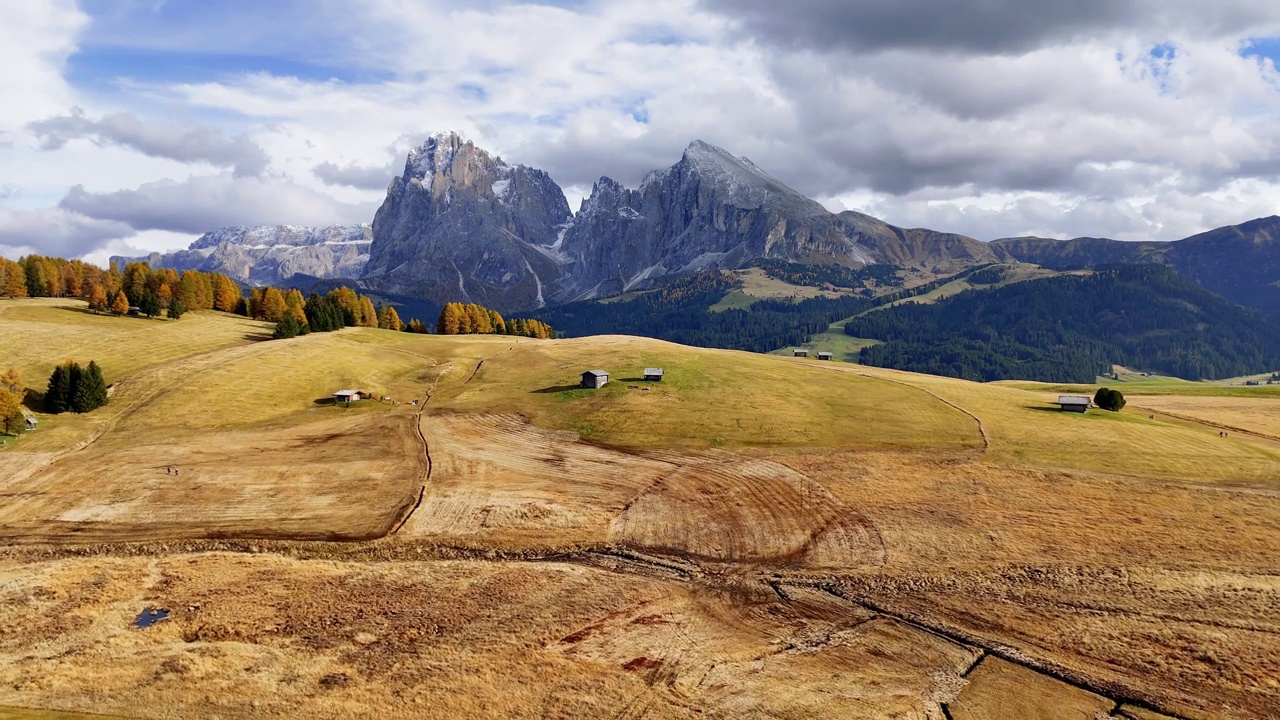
xmin=2 ymin=0 xmax=1280 ymax=263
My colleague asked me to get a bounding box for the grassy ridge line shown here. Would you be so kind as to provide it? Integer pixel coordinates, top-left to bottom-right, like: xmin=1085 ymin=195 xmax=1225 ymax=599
xmin=995 ymin=381 xmax=1280 ymax=398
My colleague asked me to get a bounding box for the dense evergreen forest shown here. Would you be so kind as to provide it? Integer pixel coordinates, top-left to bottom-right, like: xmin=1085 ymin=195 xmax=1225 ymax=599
xmin=847 ymin=264 xmax=1280 ymax=382
xmin=541 ymin=266 xmax=1006 ymax=354
xmin=752 ymin=259 xmax=903 ymax=290
xmin=540 ymin=271 xmax=872 ymax=352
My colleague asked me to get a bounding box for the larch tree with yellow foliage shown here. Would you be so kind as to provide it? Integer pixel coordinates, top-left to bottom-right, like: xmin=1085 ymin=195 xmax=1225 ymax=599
xmin=260 ymin=287 xmax=288 ymax=322
xmin=377 ymin=304 xmax=404 ymax=331
xmin=110 ymin=290 xmax=130 ymax=316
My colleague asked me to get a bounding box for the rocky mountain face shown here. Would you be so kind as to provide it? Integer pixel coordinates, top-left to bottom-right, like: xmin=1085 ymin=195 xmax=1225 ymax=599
xmin=552 ymin=141 xmax=878 ymax=301
xmin=993 ymin=216 xmax=1280 ymax=316
xmin=112 ymin=225 xmax=371 ymax=286
xmin=365 ymin=134 xmax=994 ymax=310
xmin=361 ymin=132 xmax=573 ymax=311
xmin=116 ymin=133 xmax=1280 ymax=319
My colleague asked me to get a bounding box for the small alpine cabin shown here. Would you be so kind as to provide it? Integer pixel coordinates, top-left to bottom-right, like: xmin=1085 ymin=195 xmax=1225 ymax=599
xmin=817 ymin=352 xmax=834 ymax=361
xmin=643 ymin=368 xmax=664 ymax=382
xmin=793 ymin=349 xmax=809 ymax=358
xmin=1056 ymin=395 xmax=1091 ymax=413
xmin=581 ymin=370 xmax=609 ymax=389
xmin=333 ymin=389 xmax=363 ymax=405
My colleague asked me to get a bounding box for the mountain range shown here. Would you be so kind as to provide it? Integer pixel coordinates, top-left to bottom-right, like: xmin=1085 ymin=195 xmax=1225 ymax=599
xmin=115 ymin=132 xmax=1280 ymax=319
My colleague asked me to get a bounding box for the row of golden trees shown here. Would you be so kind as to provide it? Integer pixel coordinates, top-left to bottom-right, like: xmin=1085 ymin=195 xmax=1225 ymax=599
xmin=1 ymin=254 xmax=246 ymax=320
xmin=435 ymin=302 xmax=554 ymax=338
xmin=4 ymin=255 xmax=548 ymax=341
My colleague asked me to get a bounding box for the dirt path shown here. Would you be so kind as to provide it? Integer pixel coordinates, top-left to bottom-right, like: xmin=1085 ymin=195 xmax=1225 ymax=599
xmin=390 ymin=363 xmax=440 ymax=535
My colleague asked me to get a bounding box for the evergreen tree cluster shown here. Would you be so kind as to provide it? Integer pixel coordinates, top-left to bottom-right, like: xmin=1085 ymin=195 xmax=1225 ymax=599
xmin=753 ymin=259 xmax=903 ymax=289
xmin=1094 ymin=387 xmax=1126 ymax=411
xmin=848 ymin=264 xmax=1280 ymax=382
xmin=45 ymin=361 xmax=108 ymax=414
xmin=541 ymin=271 xmax=872 ymax=352
xmin=436 ymin=302 xmax=554 ymax=338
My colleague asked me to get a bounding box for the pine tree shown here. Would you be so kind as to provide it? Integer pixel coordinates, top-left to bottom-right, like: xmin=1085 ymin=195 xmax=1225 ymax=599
xmin=168 ymin=299 xmax=186 ymax=319
xmin=284 ymin=288 xmax=306 ymax=313
xmin=74 ymin=361 xmax=106 ymax=412
xmin=138 ymin=292 xmax=162 ymax=318
xmin=110 ymin=290 xmax=130 ymax=316
xmin=66 ymin=362 xmax=83 ymax=410
xmin=71 ymin=361 xmax=107 ymax=413
xmin=46 ymin=364 xmax=71 ymax=414
xmin=272 ymin=315 xmax=302 ymax=339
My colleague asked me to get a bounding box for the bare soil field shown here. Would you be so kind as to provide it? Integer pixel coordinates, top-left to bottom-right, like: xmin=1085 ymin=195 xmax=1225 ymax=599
xmin=0 ymin=299 xmax=1277 ymax=718
xmin=0 ymin=414 xmax=423 ymax=544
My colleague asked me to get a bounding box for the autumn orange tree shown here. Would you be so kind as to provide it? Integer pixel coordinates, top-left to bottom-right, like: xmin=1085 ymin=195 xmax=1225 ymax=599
xmin=435 ymin=302 xmax=554 ymax=338
xmin=1 ymin=259 xmax=29 ymax=298
xmin=377 ymin=304 xmax=403 ymax=331
xmin=110 ymin=290 xmax=130 ymax=315
xmin=0 ymin=367 xmax=24 ymax=435
xmin=88 ymin=285 xmax=108 ymax=312
xmin=260 ymin=287 xmax=287 ymax=322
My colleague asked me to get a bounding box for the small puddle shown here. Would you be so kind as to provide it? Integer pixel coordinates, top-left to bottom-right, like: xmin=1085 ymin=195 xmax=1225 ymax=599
xmin=133 ymin=607 xmax=169 ymax=629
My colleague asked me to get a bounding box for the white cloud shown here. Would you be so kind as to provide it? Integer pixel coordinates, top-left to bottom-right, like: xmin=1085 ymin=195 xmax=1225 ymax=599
xmin=0 ymin=0 xmax=86 ymax=135
xmin=28 ymin=108 xmax=270 ymax=176
xmin=58 ymin=172 xmax=376 ymax=235
xmin=5 ymin=0 xmax=1280 ymax=262
xmin=0 ymin=207 xmax=133 ymax=259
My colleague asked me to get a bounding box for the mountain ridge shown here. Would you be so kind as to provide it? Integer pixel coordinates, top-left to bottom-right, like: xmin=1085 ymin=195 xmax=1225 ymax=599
xmin=111 ymin=132 xmax=1280 ymax=319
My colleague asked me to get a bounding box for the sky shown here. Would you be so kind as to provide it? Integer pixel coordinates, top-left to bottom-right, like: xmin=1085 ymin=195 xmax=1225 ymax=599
xmin=3 ymin=0 xmax=1280 ymax=265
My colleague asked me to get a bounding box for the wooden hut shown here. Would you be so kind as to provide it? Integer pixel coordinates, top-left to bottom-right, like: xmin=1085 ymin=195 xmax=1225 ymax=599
xmin=333 ymin=389 xmax=363 ymax=405
xmin=643 ymin=368 xmax=664 ymax=382
xmin=816 ymin=352 xmax=834 ymax=361
xmin=793 ymin=349 xmax=809 ymax=358
xmin=1055 ymin=395 xmax=1091 ymax=413
xmin=581 ymin=370 xmax=609 ymax=389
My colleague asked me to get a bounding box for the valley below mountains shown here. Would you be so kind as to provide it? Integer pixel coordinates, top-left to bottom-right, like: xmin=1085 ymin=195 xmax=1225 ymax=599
xmin=113 ymin=132 xmax=1280 ymax=382
xmin=117 ymin=131 xmax=1280 ymax=321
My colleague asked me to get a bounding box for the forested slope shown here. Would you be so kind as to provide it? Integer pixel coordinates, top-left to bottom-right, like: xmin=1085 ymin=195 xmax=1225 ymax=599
xmin=848 ymin=265 xmax=1280 ymax=382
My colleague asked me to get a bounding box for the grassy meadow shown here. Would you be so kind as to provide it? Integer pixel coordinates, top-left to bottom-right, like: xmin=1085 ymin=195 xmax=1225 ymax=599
xmin=0 ymin=297 xmax=1277 ymax=718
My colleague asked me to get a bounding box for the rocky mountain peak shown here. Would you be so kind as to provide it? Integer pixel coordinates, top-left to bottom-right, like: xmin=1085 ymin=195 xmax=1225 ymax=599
xmin=675 ymin=139 xmax=827 ymax=217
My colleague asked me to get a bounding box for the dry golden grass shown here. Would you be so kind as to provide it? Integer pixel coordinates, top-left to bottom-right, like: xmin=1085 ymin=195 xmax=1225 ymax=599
xmin=948 ymin=657 xmax=1113 ymax=719
xmin=0 ymin=304 xmax=1277 ymax=718
xmin=0 ymin=298 xmax=271 ymax=386
xmin=435 ymin=335 xmax=980 ymax=452
xmin=840 ymin=363 xmax=1280 ymax=483
xmin=1124 ymin=394 xmax=1280 ymax=439
xmin=0 ymin=553 xmax=980 ymax=720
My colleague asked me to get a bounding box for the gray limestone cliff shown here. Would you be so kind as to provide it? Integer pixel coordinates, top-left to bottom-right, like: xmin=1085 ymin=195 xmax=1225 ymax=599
xmin=111 ymin=224 xmax=371 ymax=286
xmin=362 ymin=132 xmax=573 ymax=312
